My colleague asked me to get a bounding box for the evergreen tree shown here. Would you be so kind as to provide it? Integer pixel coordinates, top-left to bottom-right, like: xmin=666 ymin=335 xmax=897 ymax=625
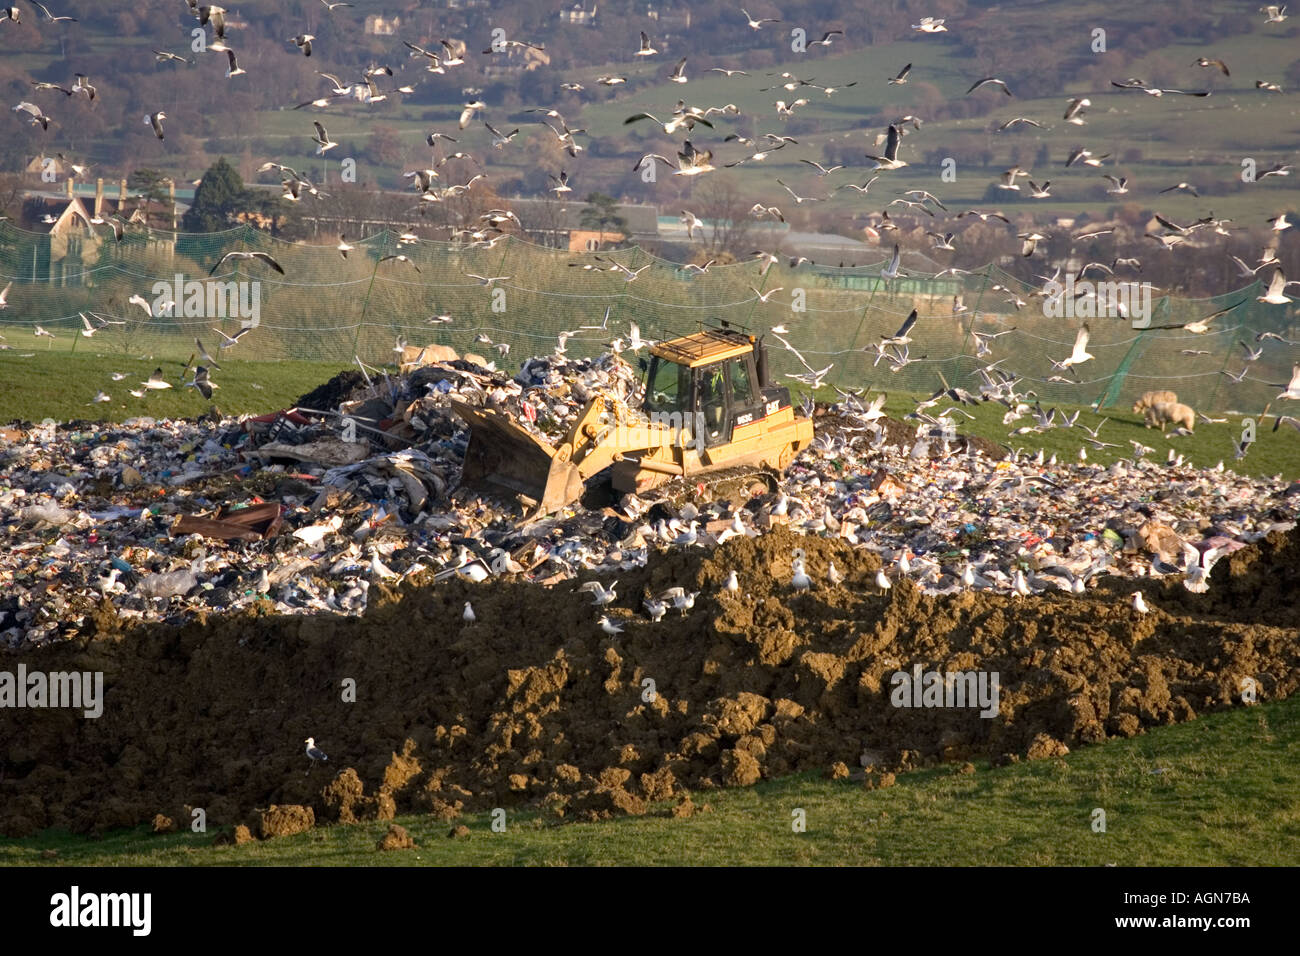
xmin=181 ymin=158 xmax=249 ymax=232
xmin=579 ymin=192 xmax=629 ymax=247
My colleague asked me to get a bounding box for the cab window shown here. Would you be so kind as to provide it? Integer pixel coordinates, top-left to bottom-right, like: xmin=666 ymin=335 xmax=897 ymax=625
xmin=646 ymin=358 xmax=689 ymax=414
xmin=729 ymin=358 xmax=753 ymax=404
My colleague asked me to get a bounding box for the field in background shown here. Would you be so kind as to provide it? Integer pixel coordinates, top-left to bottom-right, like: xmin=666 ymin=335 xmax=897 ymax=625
xmin=3 ymin=693 xmax=1296 ymax=866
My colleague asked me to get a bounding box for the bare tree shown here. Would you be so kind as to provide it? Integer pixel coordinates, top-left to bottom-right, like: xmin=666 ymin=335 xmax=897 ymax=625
xmin=693 ymin=179 xmax=754 ymax=259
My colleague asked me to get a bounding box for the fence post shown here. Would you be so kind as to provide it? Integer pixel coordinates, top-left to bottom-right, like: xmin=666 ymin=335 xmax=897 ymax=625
xmin=352 ymin=231 xmax=387 ymax=360
xmin=831 ymin=255 xmax=887 ymax=390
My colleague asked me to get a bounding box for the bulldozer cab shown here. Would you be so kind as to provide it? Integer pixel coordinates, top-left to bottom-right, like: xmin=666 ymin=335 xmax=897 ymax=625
xmin=643 ymin=328 xmax=765 ymax=448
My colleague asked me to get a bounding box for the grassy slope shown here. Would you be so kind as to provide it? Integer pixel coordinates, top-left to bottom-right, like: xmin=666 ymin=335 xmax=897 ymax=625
xmin=7 ymin=5 xmax=1298 ymax=222
xmin=0 ymin=351 xmax=342 ymax=423
xmin=3 ymin=693 xmax=1296 ymax=866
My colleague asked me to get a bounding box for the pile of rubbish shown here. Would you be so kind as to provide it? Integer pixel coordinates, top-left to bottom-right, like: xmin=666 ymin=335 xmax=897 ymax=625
xmin=0 ymin=347 xmax=1296 ymax=647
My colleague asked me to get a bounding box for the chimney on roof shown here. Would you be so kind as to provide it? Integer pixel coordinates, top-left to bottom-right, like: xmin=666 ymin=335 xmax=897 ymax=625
xmin=119 ymin=178 xmax=128 ymax=208
xmin=169 ymin=179 xmax=176 ymax=231
xmin=94 ymin=177 xmax=104 ymax=217
xmin=65 ymin=177 xmax=73 ymax=199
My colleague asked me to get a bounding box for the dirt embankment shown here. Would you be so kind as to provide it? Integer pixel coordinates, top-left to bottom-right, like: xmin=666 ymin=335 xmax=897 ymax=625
xmin=2 ymin=526 xmax=1298 ymax=837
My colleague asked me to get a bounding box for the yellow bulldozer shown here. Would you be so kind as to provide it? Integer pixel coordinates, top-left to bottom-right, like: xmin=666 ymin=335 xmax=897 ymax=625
xmin=451 ymin=326 xmax=814 ymax=515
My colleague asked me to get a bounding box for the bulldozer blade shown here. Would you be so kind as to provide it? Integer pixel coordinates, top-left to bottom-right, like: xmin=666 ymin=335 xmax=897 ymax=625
xmin=450 ymin=400 xmax=585 ymax=514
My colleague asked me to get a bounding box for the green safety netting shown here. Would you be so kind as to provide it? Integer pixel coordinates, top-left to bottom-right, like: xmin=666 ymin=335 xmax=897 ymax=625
xmin=1 ymin=221 xmax=1293 ymax=414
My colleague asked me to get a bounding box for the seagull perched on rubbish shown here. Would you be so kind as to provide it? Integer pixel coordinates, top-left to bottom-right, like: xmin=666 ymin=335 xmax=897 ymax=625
xmin=597 ymin=615 xmax=624 ymax=635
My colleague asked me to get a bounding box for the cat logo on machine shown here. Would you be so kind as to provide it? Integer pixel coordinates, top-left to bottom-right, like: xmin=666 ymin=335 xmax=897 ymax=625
xmin=765 ymin=400 xmax=780 ymax=415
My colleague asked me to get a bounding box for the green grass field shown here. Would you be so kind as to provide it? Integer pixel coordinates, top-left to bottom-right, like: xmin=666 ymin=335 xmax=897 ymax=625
xmin=3 ymin=693 xmax=1296 ymax=866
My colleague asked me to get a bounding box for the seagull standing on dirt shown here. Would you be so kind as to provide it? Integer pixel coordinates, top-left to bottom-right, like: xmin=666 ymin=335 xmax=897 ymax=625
xmin=463 ymin=601 xmax=476 ymax=622
xmin=579 ymin=579 xmax=619 ymax=606
xmin=304 ymin=737 xmax=329 ymax=774
xmin=791 ymin=557 xmax=812 ymax=591
xmin=1132 ymin=591 xmax=1149 ymax=613
xmin=643 ymin=598 xmax=667 ymax=622
xmin=598 ymin=615 xmax=624 ymax=635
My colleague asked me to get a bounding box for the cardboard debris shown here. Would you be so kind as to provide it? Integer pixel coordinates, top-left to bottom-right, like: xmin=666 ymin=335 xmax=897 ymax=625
xmin=173 ymin=501 xmax=284 ymax=541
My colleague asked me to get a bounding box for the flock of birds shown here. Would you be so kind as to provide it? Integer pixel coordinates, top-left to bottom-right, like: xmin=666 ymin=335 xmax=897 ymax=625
xmin=1 ymin=2 xmax=1299 ymax=452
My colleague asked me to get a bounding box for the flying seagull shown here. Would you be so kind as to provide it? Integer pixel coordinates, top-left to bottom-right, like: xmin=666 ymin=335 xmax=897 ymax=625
xmin=1194 ymin=56 xmax=1230 ymax=75
xmin=1151 ymin=299 xmax=1245 ymax=333
xmin=911 ymin=17 xmax=947 ymax=32
xmin=1063 ymin=97 xmax=1091 ymax=125
xmin=12 ymin=102 xmax=52 ymax=130
xmin=889 ymin=63 xmax=912 ymax=85
xmin=967 ymin=76 xmax=1013 ymax=95
xmin=865 ymin=124 xmax=907 ymax=170
xmin=1051 ymin=325 xmax=1094 ymax=370
xmin=194 ymin=337 xmax=222 ymax=370
xmin=221 ymin=48 xmax=245 ymax=78
xmin=33 ymin=2 xmax=77 ymax=22
xmin=311 ymin=121 xmax=337 ymax=154
xmin=141 ymin=367 xmax=173 ymax=390
xmin=211 ymin=326 xmax=254 ymax=349
xmin=1111 ymin=78 xmax=1210 ymax=97
xmin=776 ymin=179 xmax=822 ymax=203
xmin=881 ymin=308 xmax=917 ymax=346
xmin=997 ymin=117 xmax=1046 ymax=132
xmin=741 ymin=8 xmax=781 ymax=29
xmin=1257 ymin=269 xmax=1295 ymax=305
xmin=209 ymin=251 xmax=285 ymax=276
xmin=146 ymin=111 xmax=166 ymax=138
xmin=185 ymin=365 xmax=219 ymax=400
xmin=379 ymin=254 xmax=422 ymax=272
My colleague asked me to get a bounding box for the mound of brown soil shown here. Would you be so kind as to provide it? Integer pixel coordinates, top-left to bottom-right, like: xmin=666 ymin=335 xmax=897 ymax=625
xmin=377 ymin=824 xmax=416 ymax=851
xmin=1 ymin=526 xmax=1298 ymax=836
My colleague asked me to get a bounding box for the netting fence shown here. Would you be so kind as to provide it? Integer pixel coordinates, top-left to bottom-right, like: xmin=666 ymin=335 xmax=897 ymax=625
xmin=2 ymin=221 xmax=1296 ymax=414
